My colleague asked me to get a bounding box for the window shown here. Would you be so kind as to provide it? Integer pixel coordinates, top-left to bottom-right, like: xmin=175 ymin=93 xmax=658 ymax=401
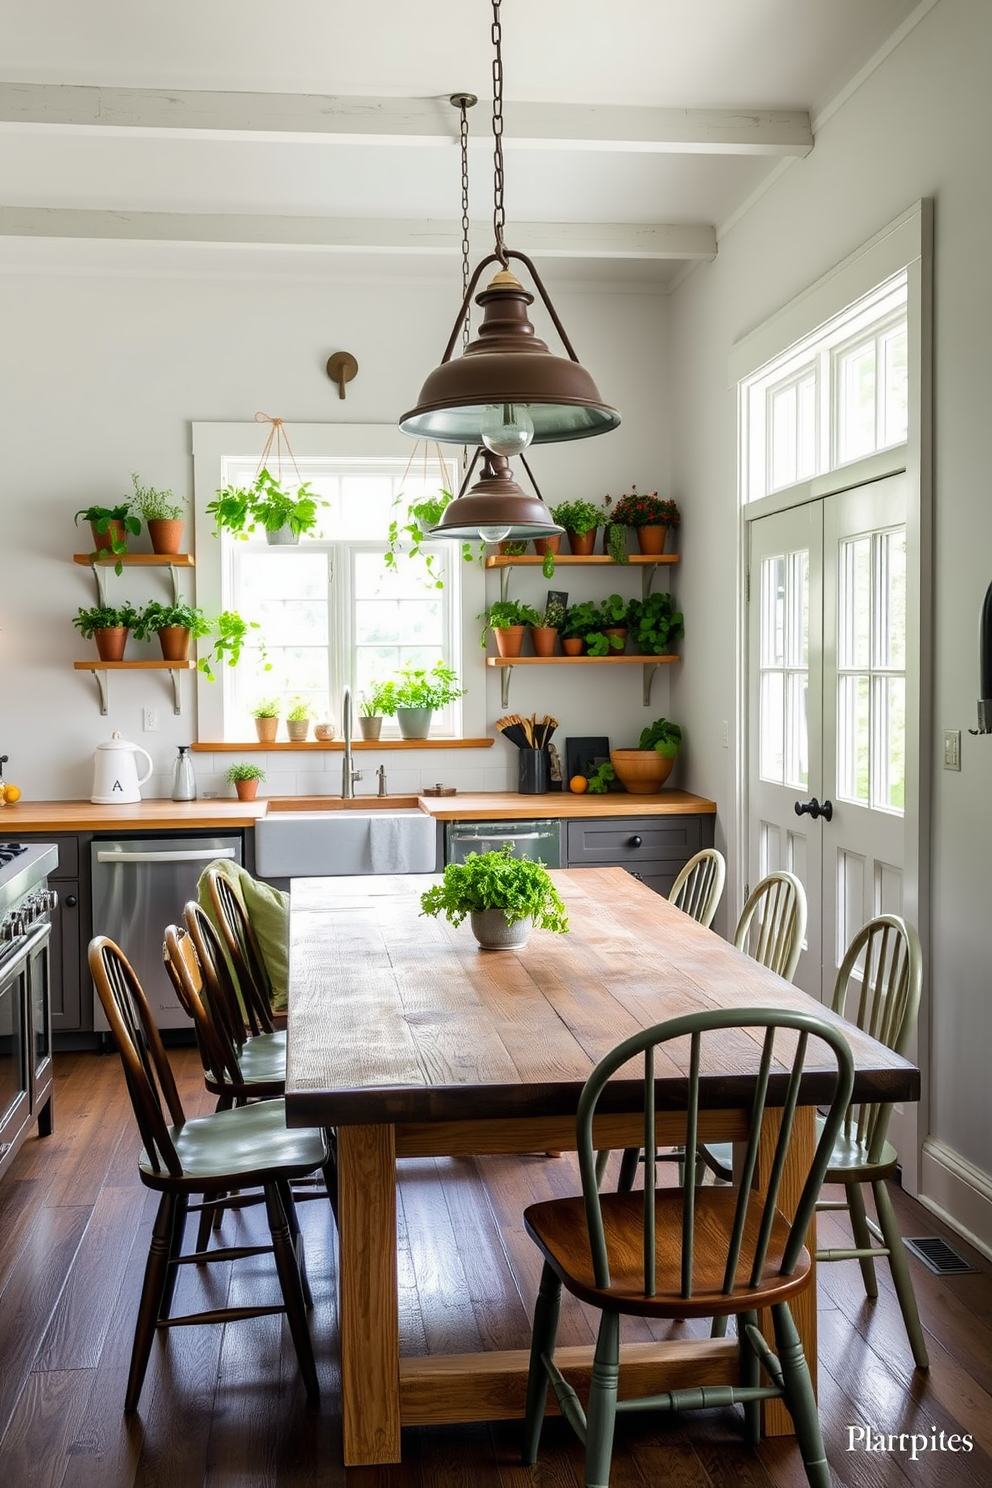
xmin=192 ymin=426 xmax=472 ymax=742
xmin=836 ymin=525 xmax=906 ymax=812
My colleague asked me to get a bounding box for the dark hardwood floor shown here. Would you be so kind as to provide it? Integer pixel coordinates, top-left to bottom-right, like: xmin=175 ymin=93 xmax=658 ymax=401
xmin=1 ymin=1047 xmax=990 ymax=1487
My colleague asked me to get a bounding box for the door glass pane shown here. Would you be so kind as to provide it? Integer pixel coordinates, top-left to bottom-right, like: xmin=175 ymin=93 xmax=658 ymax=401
xmin=759 ymin=551 xmax=809 ymax=786
xmin=785 ymin=672 xmax=809 ymax=789
xmin=875 ymin=529 xmax=906 ymax=669
xmin=838 ymin=537 xmax=871 ymax=668
xmin=836 ymin=525 xmax=905 ymax=813
xmin=838 ymin=674 xmax=870 ymax=802
xmin=760 ymin=672 xmax=784 ymax=783
xmin=761 ymin=557 xmax=785 ymax=665
xmin=875 ymin=675 xmax=906 ymax=810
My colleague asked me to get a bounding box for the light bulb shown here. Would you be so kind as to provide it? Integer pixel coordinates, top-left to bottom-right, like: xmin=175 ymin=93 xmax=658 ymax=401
xmin=480 ymin=403 xmax=535 ymax=458
xmin=478 ymin=524 xmax=512 ymax=543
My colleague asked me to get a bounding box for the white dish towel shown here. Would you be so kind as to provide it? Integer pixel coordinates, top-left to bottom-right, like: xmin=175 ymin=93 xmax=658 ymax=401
xmin=368 ymin=813 xmax=437 ymax=874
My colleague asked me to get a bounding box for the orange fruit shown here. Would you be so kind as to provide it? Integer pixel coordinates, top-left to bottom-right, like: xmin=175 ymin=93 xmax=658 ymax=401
xmin=2 ymin=784 xmax=20 ymax=803
xmin=569 ymin=775 xmax=588 ymax=794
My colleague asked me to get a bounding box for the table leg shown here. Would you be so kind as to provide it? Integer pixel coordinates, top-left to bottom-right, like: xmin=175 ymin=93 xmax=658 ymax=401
xmin=756 ymin=1105 xmax=816 ymax=1437
xmin=337 ymin=1124 xmax=400 ymax=1465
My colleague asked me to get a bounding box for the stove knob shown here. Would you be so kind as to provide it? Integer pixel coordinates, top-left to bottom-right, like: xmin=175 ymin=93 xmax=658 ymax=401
xmin=0 ymin=915 xmax=13 ymax=942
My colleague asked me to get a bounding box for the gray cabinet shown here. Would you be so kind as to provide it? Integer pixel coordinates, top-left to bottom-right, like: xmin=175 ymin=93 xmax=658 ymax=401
xmin=20 ymin=833 xmax=91 ymax=1034
xmin=565 ymin=813 xmax=714 ymax=897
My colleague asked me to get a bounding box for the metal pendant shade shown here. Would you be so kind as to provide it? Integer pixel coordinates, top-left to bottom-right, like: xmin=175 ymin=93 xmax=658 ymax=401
xmin=401 ymin=266 xmax=620 ymax=448
xmin=429 ymin=449 xmax=563 ymax=541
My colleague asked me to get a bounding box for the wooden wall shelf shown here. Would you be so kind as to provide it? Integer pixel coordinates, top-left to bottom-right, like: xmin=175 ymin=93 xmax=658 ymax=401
xmin=74 ymin=552 xmax=194 ymax=605
xmin=73 ymin=660 xmax=196 ymax=716
xmin=485 ymin=653 xmax=678 ymax=707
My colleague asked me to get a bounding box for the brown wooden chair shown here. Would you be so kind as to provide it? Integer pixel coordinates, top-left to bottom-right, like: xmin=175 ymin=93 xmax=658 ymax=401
xmin=203 ymin=865 xmax=278 ymax=1032
xmin=523 ymin=1006 xmax=855 ymax=1488
xmin=815 ymin=913 xmax=928 ymax=1368
xmin=90 ymin=934 xmax=333 ymax=1412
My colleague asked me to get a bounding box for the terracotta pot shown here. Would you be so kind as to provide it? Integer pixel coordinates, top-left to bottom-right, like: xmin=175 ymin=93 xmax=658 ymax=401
xmin=286 ymin=719 xmax=310 ymax=742
xmin=530 ymin=625 xmax=558 ymax=657
xmin=157 ymin=626 xmax=191 ymax=661
xmin=254 ymin=715 xmax=279 ymax=743
xmin=494 ymin=625 xmax=526 ymax=658
xmin=234 ymin=777 xmax=260 ymax=801
xmin=147 ymin=518 xmax=185 ymax=555
xmin=565 ymin=528 xmax=597 ymax=556
xmin=532 ymin=535 xmax=561 ymax=556
xmin=609 ymin=748 xmax=676 ymax=794
xmin=90 ymin=519 xmax=127 ymax=556
xmin=561 ymin=637 xmax=585 ymax=656
xmin=636 ymin=524 xmax=669 ymax=555
xmin=359 ymin=715 xmax=383 ymax=741
xmin=94 ymin=626 xmax=128 ymax=662
xmin=603 ymin=627 xmax=628 ymax=654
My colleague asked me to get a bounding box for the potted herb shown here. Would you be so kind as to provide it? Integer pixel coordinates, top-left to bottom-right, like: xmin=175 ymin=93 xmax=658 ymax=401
xmin=285 ymin=698 xmax=314 ymax=742
xmin=559 ymin=601 xmax=622 ymax=657
xmin=481 ymin=599 xmax=541 ymax=658
xmin=358 ymin=679 xmax=398 ymax=741
xmin=604 ymin=487 xmax=681 ymax=557
xmin=74 ymin=502 xmax=142 ymax=574
xmin=530 ymin=594 xmax=567 ymax=657
xmin=393 ymin=661 xmax=464 ymax=739
xmin=206 ymin=468 xmax=325 ymax=544
xmin=627 ymin=591 xmax=684 ymax=656
xmin=600 ymin=592 xmax=630 ymax=651
xmin=129 ymin=472 xmax=187 ymax=555
xmin=133 ymin=600 xmax=210 ymax=661
xmin=610 ymin=717 xmax=683 ymax=794
xmin=72 ymin=602 xmax=142 ymax=662
xmin=225 ymin=761 xmax=266 ymax=802
xmin=550 ymin=499 xmax=604 ymax=557
xmin=251 ymin=697 xmax=280 ymax=744
xmin=420 ymin=844 xmax=569 ymax=950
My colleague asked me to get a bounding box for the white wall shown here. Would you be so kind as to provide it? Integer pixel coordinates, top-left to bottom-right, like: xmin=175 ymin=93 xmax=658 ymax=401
xmin=669 ymin=0 xmax=992 ymax=1244
xmin=0 ymin=255 xmax=673 ymax=803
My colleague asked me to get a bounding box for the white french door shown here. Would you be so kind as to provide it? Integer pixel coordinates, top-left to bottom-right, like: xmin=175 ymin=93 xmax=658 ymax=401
xmin=747 ymin=472 xmax=907 ymax=1003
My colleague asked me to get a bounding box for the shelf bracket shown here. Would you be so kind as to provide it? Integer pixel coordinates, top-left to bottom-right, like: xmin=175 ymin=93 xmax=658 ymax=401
xmin=500 ymin=566 xmax=511 ymax=603
xmin=168 ymin=563 xmax=183 ymax=605
xmin=169 ymin=667 xmax=184 ymax=714
xmin=642 ymin=663 xmax=662 ymax=707
xmin=84 ymin=667 xmax=111 ymax=715
xmin=93 ymin=564 xmax=110 ymax=607
xmin=500 ymin=663 xmax=514 ymax=708
xmin=641 ymin=563 xmax=659 ymax=599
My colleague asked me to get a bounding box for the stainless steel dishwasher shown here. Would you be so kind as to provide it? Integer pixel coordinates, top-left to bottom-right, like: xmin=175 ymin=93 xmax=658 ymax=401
xmin=91 ymin=834 xmax=242 ymax=1031
xmin=444 ymin=819 xmax=561 ymax=868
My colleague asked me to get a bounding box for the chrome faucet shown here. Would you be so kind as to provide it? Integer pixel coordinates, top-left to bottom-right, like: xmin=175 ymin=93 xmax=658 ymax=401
xmin=341 ymin=684 xmax=362 ymax=798
xmin=377 ymin=762 xmax=388 ymax=797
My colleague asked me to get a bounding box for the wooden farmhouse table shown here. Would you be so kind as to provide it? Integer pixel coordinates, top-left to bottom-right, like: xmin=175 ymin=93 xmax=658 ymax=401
xmin=284 ymin=868 xmax=919 ymax=1467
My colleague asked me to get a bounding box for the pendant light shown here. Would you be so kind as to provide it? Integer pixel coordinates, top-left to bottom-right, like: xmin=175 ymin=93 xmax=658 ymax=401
xmin=433 ymin=447 xmax=562 ymax=543
xmin=399 ymin=0 xmax=620 ymax=462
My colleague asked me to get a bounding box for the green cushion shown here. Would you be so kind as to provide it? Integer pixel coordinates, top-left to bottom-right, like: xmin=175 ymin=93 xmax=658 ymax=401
xmin=197 ymin=859 xmax=290 ymax=1011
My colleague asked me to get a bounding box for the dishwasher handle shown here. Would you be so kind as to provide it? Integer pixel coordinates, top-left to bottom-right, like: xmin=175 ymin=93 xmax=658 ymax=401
xmin=95 ymin=848 xmax=238 ymax=865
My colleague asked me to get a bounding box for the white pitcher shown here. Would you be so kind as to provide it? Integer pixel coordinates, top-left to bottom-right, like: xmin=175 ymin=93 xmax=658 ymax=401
xmin=91 ymin=732 xmax=154 ymax=804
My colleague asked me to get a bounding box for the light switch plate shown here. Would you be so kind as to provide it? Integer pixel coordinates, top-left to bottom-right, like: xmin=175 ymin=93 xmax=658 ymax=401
xmin=943 ymin=729 xmax=961 ymax=770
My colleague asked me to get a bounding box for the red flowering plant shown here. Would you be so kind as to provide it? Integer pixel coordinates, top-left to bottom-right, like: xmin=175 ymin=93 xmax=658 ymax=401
xmin=604 ymin=487 xmax=681 ymax=528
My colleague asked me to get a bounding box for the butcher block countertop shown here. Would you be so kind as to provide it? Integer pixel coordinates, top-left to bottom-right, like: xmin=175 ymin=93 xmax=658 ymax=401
xmin=5 ymin=789 xmax=715 ymax=833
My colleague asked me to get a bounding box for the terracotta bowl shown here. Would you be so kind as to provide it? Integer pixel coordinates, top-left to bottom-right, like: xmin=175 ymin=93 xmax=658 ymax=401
xmin=609 ymin=749 xmax=675 ymax=794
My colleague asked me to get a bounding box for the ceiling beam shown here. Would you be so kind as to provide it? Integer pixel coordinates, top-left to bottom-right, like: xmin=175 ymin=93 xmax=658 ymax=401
xmin=0 ymin=82 xmax=812 ymax=157
xmin=0 ymin=206 xmax=716 ymax=260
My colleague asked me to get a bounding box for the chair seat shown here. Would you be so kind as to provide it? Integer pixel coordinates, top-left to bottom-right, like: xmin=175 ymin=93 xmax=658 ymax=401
xmin=139 ymin=1098 xmax=328 ymax=1193
xmin=226 ymin=1030 xmax=288 ymax=1085
xmin=524 ymin=1187 xmax=810 ymax=1319
xmin=816 ymin=1113 xmax=899 ymax=1181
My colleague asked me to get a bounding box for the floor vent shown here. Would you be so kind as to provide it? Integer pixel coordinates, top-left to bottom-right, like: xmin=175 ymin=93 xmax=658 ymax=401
xmin=903 ymin=1236 xmax=977 ymax=1275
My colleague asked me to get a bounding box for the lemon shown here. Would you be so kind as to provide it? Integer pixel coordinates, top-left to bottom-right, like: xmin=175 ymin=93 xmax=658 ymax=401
xmin=569 ymin=775 xmax=588 ymax=794
xmin=3 ymin=784 xmax=21 ymax=803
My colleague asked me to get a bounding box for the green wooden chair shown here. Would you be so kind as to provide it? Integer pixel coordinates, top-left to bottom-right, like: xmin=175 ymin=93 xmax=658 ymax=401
xmin=90 ymin=934 xmax=333 ymax=1412
xmin=815 ymin=913 xmax=928 ymax=1369
xmin=523 ymin=1006 xmax=855 ymax=1488
xmin=733 ymin=870 xmax=808 ymax=981
xmin=668 ymin=846 xmax=726 ymax=929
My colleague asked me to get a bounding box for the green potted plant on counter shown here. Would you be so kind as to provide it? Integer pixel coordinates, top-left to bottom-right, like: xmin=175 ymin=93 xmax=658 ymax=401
xmin=550 ymin=499 xmax=604 ymax=557
xmin=225 ymin=761 xmax=266 ymax=802
xmin=420 ymin=844 xmax=569 ymax=950
xmin=74 ymin=502 xmax=142 ymax=574
xmin=72 ymin=601 xmax=142 ymax=662
xmin=128 ymin=472 xmax=187 ymax=555
xmin=393 ymin=660 xmax=464 ymax=739
xmin=481 ymin=599 xmax=541 ymax=657
xmin=610 ymin=716 xmax=683 ymax=794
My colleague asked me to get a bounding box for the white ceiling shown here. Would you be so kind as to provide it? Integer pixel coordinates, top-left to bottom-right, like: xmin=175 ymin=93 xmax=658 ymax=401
xmin=0 ymin=0 xmax=930 ymax=286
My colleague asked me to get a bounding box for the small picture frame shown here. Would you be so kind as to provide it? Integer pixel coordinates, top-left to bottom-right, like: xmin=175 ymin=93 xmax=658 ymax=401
xmin=566 ymin=736 xmax=610 ymax=783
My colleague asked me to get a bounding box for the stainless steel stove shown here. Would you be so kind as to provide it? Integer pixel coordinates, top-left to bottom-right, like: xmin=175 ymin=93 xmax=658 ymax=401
xmin=0 ymin=840 xmax=58 ymax=1181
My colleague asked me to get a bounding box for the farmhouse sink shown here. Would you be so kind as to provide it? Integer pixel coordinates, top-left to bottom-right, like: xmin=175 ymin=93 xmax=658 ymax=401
xmin=255 ymin=807 xmax=438 ymax=878
xmin=265 ymin=795 xmax=422 ymax=812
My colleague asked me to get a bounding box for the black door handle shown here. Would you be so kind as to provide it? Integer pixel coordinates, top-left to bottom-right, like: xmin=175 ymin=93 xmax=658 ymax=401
xmin=794 ymin=796 xmax=833 ymax=822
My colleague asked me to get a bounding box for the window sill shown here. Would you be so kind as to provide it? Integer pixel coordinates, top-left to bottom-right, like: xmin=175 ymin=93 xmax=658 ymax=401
xmin=191 ymin=738 xmax=495 ymax=752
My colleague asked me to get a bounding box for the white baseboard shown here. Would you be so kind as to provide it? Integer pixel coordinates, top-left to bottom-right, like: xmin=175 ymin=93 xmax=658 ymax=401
xmin=918 ymin=1138 xmax=992 ymax=1261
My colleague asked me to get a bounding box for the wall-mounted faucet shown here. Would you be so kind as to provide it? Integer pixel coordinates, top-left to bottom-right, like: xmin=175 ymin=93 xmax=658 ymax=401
xmin=377 ymin=763 xmax=388 ymax=797
xmin=341 ymin=685 xmax=363 ymax=797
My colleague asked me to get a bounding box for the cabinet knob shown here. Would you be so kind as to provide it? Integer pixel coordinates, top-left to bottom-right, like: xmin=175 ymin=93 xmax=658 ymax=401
xmin=65 ymin=895 xmax=77 ymax=908
xmin=630 ymin=871 xmax=643 ymax=881
xmin=629 ymin=835 xmax=643 ymax=848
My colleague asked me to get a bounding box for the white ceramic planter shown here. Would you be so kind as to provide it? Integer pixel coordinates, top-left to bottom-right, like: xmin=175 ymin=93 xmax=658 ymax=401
xmin=396 ymin=706 xmax=433 ymax=739
xmin=470 ymin=910 xmax=532 ymax=950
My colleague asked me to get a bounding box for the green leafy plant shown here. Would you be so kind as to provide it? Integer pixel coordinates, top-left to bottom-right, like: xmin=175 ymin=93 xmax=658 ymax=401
xmin=586 ymin=760 xmax=617 ymax=794
xmin=74 ymin=502 xmax=142 ymax=573
xmin=206 ymin=468 xmax=325 ymax=540
xmin=627 ymin=592 xmax=684 ymax=656
xmin=286 ymin=698 xmax=313 ymax=722
xmin=204 ymin=610 xmax=268 ymax=680
xmin=359 ymin=679 xmax=398 ymax=717
xmin=225 ymin=761 xmax=266 ymax=784
xmin=550 ymin=499 xmax=603 ymax=537
xmin=130 ymin=602 xmax=265 ymax=678
xmin=637 ymin=718 xmax=683 ymax=758
xmin=384 ymin=489 xmax=478 ymax=590
xmin=393 ymin=661 xmax=464 ymax=710
xmin=600 ymin=593 xmax=630 ymax=627
xmin=132 ymin=601 xmax=211 ymax=641
xmin=129 ymin=472 xmax=185 ymax=522
xmin=420 ymin=845 xmax=569 ymax=932
xmin=605 ymin=522 xmax=629 ymax=564
xmin=480 ymin=599 xmax=542 ymax=647
xmin=541 ymin=548 xmax=557 ymax=579
xmin=560 ymin=601 xmax=623 ymax=655
xmin=72 ymin=602 xmax=142 ymax=638
xmin=604 ymin=488 xmax=681 ymax=528
xmin=251 ymin=697 xmax=280 ymax=718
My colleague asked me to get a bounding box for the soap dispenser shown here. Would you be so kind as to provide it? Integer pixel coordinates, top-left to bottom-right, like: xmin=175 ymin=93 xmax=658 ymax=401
xmin=172 ymin=745 xmax=197 ymax=801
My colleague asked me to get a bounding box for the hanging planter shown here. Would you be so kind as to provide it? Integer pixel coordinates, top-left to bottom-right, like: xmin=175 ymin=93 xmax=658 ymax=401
xmin=206 ymin=416 xmax=325 ymax=543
